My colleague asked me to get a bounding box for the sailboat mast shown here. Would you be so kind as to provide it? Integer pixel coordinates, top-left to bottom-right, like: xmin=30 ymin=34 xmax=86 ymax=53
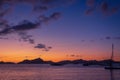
xmin=111 ymin=44 xmax=114 ymax=60
xmin=109 ymin=44 xmax=114 ymax=68
xmin=105 ymin=43 xmax=120 ymax=69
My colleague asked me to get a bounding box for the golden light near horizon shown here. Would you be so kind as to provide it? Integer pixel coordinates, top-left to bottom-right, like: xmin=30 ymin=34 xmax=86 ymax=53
xmin=0 ymin=39 xmax=120 ymax=63
xmin=0 ymin=0 xmax=120 ymax=63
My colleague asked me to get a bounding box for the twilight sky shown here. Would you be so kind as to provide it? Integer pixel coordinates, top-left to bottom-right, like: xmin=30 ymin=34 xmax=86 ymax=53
xmin=0 ymin=0 xmax=120 ymax=62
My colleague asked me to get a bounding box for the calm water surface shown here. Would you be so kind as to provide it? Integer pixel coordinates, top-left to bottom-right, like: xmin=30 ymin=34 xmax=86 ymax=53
xmin=0 ymin=64 xmax=120 ymax=80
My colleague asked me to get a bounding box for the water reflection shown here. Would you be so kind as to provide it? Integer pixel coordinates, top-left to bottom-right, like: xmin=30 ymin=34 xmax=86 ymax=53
xmin=110 ymin=70 xmax=114 ymax=80
xmin=0 ymin=64 xmax=120 ymax=80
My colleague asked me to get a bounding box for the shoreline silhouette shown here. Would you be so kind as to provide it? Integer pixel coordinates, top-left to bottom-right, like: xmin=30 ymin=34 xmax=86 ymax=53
xmin=0 ymin=58 xmax=120 ymax=67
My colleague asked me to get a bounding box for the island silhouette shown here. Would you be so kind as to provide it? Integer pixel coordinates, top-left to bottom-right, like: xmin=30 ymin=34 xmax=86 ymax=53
xmin=0 ymin=58 xmax=120 ymax=67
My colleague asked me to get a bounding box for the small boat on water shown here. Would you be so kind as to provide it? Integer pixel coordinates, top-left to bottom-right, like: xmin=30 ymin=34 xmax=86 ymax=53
xmin=105 ymin=44 xmax=120 ymax=70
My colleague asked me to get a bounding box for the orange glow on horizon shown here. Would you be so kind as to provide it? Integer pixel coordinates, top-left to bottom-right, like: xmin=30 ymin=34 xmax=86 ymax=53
xmin=1 ymin=51 xmax=120 ymax=63
xmin=0 ymin=39 xmax=120 ymax=63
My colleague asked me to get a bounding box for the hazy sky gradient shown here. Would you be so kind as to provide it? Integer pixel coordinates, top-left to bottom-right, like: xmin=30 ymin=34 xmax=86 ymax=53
xmin=0 ymin=0 xmax=120 ymax=62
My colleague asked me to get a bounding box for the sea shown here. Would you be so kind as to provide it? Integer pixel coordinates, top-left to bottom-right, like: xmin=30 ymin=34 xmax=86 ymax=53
xmin=0 ymin=64 xmax=120 ymax=80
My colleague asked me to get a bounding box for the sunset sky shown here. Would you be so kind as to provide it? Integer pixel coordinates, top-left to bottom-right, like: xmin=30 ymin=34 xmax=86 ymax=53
xmin=0 ymin=0 xmax=120 ymax=63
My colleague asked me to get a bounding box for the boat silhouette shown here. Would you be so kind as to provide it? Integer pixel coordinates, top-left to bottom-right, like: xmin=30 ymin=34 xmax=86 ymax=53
xmin=105 ymin=44 xmax=120 ymax=69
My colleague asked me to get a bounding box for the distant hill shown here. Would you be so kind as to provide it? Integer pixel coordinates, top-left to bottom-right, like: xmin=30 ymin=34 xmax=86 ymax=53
xmin=18 ymin=58 xmax=54 ymax=64
xmin=0 ymin=61 xmax=15 ymax=64
xmin=18 ymin=58 xmax=52 ymax=64
xmin=0 ymin=58 xmax=120 ymax=66
xmin=18 ymin=58 xmax=88 ymax=65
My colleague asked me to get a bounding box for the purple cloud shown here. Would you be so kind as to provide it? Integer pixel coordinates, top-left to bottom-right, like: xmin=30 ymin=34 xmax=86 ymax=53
xmin=86 ymin=0 xmax=95 ymax=7
xmin=100 ymin=2 xmax=108 ymax=14
xmin=18 ymin=32 xmax=35 ymax=44
xmin=0 ymin=20 xmax=40 ymax=35
xmin=85 ymin=0 xmax=119 ymax=16
xmin=34 ymin=43 xmax=52 ymax=51
xmin=39 ymin=12 xmax=61 ymax=24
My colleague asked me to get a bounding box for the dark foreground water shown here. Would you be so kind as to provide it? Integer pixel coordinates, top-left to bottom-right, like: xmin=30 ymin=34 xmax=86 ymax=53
xmin=0 ymin=64 xmax=120 ymax=80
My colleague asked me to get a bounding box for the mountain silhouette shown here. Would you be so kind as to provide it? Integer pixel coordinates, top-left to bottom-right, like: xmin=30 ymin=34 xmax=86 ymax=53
xmin=0 ymin=61 xmax=15 ymax=64
xmin=18 ymin=58 xmax=46 ymax=64
xmin=0 ymin=58 xmax=120 ymax=67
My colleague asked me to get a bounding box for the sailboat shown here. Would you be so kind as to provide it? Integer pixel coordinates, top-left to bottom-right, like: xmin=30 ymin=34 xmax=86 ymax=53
xmin=105 ymin=44 xmax=120 ymax=69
